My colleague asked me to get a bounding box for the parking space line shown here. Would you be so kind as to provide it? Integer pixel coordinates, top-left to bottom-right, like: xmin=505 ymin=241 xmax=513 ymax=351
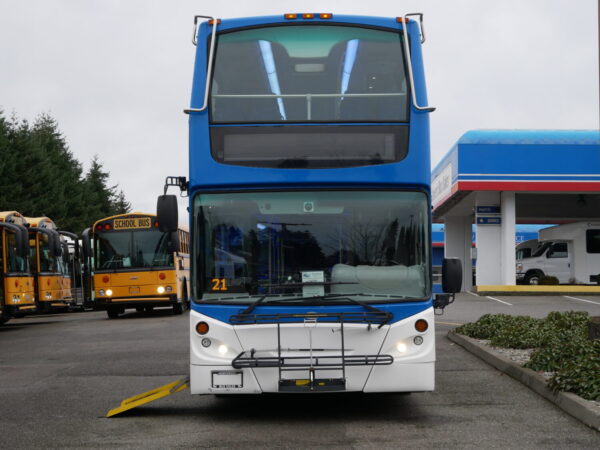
xmin=563 ymin=295 xmax=600 ymax=306
xmin=486 ymin=296 xmax=513 ymax=306
xmin=466 ymin=291 xmax=479 ymax=297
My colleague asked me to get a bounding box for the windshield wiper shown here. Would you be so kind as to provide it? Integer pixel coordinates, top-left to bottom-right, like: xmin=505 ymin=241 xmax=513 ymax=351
xmin=239 ymin=293 xmax=353 ymax=315
xmin=257 ymin=281 xmax=358 ymax=288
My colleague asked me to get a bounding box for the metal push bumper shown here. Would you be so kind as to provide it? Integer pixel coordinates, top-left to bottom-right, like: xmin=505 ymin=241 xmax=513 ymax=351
xmin=230 ymin=310 xmax=393 ymax=392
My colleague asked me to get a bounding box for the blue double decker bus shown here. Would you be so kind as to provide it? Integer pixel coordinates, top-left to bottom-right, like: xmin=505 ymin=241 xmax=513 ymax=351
xmin=158 ymin=12 xmax=460 ymax=395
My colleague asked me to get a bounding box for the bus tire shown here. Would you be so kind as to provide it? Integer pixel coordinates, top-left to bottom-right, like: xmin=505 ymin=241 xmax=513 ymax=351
xmin=135 ymin=306 xmax=144 ymax=313
xmin=106 ymin=307 xmax=120 ymax=319
xmin=0 ymin=314 xmax=10 ymax=325
xmin=173 ymin=302 xmax=184 ymax=315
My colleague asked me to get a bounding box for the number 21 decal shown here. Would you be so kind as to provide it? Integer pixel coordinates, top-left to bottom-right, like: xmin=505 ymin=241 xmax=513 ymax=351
xmin=211 ymin=278 xmax=228 ymax=291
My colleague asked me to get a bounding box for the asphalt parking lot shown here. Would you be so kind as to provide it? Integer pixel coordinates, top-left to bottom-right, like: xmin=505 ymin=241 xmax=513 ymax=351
xmin=1 ymin=294 xmax=599 ymax=448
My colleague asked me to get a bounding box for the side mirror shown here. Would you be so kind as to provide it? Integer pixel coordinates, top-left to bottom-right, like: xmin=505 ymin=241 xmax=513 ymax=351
xmin=442 ymin=257 xmax=462 ymax=294
xmin=157 ymin=195 xmax=178 ymax=233
xmin=82 ymin=228 xmax=91 ymax=260
xmin=168 ymin=230 xmax=180 ymax=253
xmin=17 ymin=225 xmax=30 ymax=258
xmin=51 ymin=231 xmax=62 ymax=257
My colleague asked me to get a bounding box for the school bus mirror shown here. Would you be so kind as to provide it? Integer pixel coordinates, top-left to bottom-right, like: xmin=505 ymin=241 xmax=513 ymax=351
xmin=17 ymin=228 xmax=29 ymax=258
xmin=157 ymin=195 xmax=178 ymax=233
xmin=81 ymin=228 xmax=91 ymax=259
xmin=51 ymin=232 xmax=63 ymax=257
xmin=168 ymin=231 xmax=180 ymax=253
xmin=442 ymin=258 xmax=462 ymax=294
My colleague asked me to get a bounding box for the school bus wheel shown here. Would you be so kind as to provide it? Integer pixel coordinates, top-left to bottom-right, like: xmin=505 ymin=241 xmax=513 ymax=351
xmin=106 ymin=306 xmax=120 ymax=319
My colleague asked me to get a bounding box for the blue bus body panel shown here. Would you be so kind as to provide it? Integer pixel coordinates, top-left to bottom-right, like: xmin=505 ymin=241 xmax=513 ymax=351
xmin=188 ymin=15 xmax=431 ymax=194
xmin=192 ymin=300 xmax=432 ymax=325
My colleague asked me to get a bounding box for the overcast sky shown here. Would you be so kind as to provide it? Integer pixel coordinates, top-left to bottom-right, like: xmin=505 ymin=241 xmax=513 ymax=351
xmin=1 ymin=0 xmax=598 ymax=220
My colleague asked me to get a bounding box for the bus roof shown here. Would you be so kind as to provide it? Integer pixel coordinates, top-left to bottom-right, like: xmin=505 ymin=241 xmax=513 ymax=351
xmin=23 ymin=216 xmax=56 ymax=229
xmin=210 ymin=14 xmax=415 ymax=32
xmin=0 ymin=211 xmax=27 ymax=225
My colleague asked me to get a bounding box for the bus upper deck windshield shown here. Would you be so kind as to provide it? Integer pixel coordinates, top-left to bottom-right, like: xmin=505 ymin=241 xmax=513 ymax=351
xmin=210 ymin=25 xmax=408 ymax=123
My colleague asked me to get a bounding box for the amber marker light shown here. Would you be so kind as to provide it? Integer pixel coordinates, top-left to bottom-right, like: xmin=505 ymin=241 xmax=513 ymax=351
xmin=396 ymin=17 xmax=408 ymax=23
xmin=319 ymin=13 xmax=333 ymax=19
xmin=302 ymin=13 xmax=315 ymax=19
xmin=415 ymin=319 xmax=429 ymax=333
xmin=208 ymin=18 xmax=221 ymax=25
xmin=284 ymin=13 xmax=297 ymax=19
xmin=196 ymin=322 xmax=209 ymax=335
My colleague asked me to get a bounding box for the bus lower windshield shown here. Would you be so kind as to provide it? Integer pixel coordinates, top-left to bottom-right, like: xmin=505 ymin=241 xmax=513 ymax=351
xmin=94 ymin=230 xmax=173 ymax=270
xmin=6 ymin=231 xmax=27 ymax=273
xmin=194 ymin=191 xmax=430 ymax=302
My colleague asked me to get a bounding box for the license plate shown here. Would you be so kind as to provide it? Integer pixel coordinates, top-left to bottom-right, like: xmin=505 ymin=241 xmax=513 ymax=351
xmin=211 ymin=370 xmax=243 ymax=388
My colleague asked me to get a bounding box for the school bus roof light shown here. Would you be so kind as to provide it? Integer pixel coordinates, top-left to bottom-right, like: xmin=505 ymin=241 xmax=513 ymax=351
xmin=284 ymin=13 xmax=297 ymax=20
xmin=104 ymin=224 xmax=111 ymax=231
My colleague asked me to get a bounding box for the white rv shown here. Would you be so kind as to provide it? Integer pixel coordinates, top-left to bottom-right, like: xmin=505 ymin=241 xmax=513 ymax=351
xmin=516 ymin=222 xmax=600 ymax=285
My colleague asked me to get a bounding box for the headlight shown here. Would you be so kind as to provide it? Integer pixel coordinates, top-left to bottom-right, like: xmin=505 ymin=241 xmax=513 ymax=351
xmin=218 ymin=344 xmax=228 ymax=355
xmin=45 ymin=292 xmax=52 ymax=299
xmin=165 ymin=286 xmax=173 ymax=293
xmin=12 ymin=295 xmax=20 ymax=302
xmin=157 ymin=286 xmax=165 ymax=294
xmin=516 ymin=263 xmax=523 ymax=272
xmin=396 ymin=342 xmax=407 ymax=354
xmin=106 ymin=289 xmax=113 ymax=296
xmin=99 ymin=289 xmax=105 ymax=296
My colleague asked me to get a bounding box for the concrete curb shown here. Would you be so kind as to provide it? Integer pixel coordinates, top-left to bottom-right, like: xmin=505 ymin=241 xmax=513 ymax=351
xmin=475 ymin=285 xmax=600 ymax=296
xmin=447 ymin=331 xmax=600 ymax=432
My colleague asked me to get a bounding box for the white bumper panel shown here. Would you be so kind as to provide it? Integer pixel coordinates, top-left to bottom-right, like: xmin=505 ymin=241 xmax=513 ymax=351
xmin=190 ymin=307 xmax=436 ymax=394
xmin=190 ymin=365 xmax=262 ymax=394
xmin=363 ymin=362 xmax=435 ymax=392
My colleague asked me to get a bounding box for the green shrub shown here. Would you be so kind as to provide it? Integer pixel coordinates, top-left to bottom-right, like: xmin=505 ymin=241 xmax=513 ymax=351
xmin=455 ymin=314 xmax=543 ymax=348
xmin=538 ymin=276 xmax=559 ymax=285
xmin=547 ymin=340 xmax=600 ymax=401
xmin=456 ymin=311 xmax=600 ymax=400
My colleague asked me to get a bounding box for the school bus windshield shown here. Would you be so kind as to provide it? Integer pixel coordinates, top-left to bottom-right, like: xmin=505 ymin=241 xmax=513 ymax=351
xmin=94 ymin=229 xmax=173 ymax=270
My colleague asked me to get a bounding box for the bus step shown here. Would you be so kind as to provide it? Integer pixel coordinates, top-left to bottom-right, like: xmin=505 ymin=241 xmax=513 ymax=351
xmin=106 ymin=376 xmax=189 ymax=417
xmin=279 ymin=378 xmax=346 ymax=392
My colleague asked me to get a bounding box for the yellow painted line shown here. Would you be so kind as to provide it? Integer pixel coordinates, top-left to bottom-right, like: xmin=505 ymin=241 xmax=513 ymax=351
xmin=436 ymin=321 xmax=464 ymax=326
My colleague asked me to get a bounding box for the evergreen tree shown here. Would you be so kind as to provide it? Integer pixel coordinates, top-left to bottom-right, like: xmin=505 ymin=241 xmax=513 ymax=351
xmin=0 ymin=110 xmax=131 ymax=233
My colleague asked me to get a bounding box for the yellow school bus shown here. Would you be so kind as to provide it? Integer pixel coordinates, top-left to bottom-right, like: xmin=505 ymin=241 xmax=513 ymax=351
xmin=84 ymin=213 xmax=190 ymax=319
xmin=0 ymin=212 xmax=36 ymax=323
xmin=25 ymin=216 xmax=69 ymax=313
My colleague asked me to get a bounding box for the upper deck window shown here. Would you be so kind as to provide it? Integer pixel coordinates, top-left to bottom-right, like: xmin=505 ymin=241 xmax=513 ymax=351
xmin=210 ymin=25 xmax=408 ymax=123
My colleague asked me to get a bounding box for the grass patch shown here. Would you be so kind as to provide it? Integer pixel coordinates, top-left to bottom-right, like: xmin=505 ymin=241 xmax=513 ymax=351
xmin=455 ymin=311 xmax=600 ymax=401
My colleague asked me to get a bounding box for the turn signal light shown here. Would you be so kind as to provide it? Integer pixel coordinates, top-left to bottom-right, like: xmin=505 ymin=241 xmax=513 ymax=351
xmin=102 ymin=275 xmax=109 ymax=283
xmin=415 ymin=319 xmax=429 ymax=332
xmin=196 ymin=322 xmax=209 ymax=335
xmin=159 ymin=272 xmax=166 ymax=280
xmin=284 ymin=13 xmax=297 ymax=19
